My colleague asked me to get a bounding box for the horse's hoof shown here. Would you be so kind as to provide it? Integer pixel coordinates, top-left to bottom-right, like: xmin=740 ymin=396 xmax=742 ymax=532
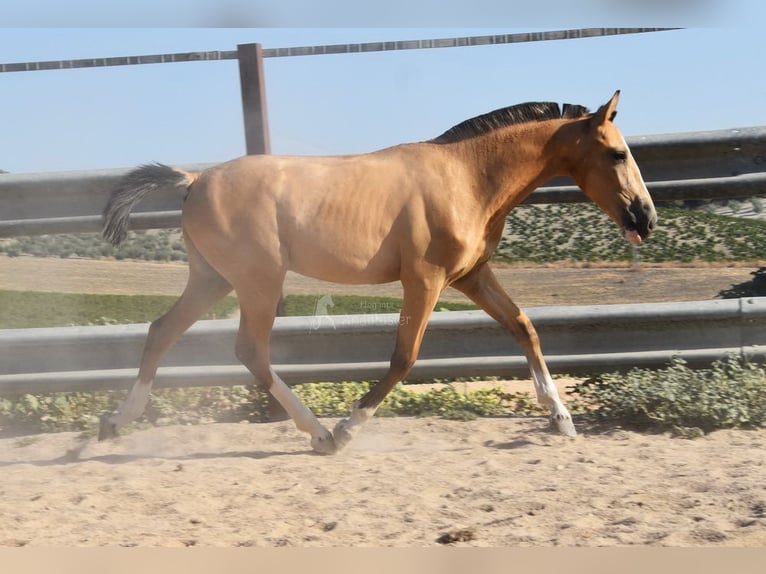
xmin=550 ymin=414 xmax=577 ymax=437
xmin=98 ymin=415 xmax=118 ymax=441
xmin=332 ymin=419 xmax=354 ymax=451
xmin=310 ymin=433 xmax=338 ymax=455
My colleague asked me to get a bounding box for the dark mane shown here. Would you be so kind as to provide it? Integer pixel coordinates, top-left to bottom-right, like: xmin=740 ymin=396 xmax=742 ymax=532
xmin=429 ymin=101 xmax=590 ymax=144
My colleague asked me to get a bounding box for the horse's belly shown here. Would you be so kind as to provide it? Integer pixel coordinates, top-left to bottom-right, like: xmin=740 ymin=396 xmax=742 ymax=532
xmin=288 ymin=244 xmax=400 ymax=285
xmin=291 ymin=262 xmax=400 ymax=285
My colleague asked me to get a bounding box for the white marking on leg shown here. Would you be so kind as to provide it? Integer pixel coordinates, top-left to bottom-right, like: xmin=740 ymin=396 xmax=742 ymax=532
xmin=268 ymin=368 xmax=335 ymax=453
xmin=332 ymin=402 xmax=376 ymax=450
xmin=108 ymin=380 xmax=153 ymax=427
xmin=530 ymin=367 xmax=576 ymax=437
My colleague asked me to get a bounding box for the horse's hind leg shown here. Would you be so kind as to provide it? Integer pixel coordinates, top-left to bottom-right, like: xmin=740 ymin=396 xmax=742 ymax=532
xmin=235 ymin=283 xmax=336 ymax=454
xmin=99 ymin=240 xmax=232 ymax=440
xmin=452 ymin=263 xmax=576 ymax=437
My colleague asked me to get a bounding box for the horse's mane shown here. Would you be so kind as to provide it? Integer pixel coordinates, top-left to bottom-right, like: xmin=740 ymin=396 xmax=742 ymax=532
xmin=429 ymin=101 xmax=590 ymax=144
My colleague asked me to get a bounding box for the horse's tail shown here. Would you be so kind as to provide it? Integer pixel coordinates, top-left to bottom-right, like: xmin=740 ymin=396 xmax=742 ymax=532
xmin=102 ymin=162 xmax=199 ymax=245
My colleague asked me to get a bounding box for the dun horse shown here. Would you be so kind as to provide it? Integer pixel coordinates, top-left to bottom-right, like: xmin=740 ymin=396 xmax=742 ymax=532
xmin=99 ymin=91 xmax=656 ymax=454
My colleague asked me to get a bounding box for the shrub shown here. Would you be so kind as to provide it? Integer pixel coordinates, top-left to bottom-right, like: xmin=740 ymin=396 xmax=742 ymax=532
xmin=572 ymin=356 xmax=766 ymax=437
xmin=2 ymin=359 xmax=764 ymax=438
xmin=0 ymin=382 xmax=545 ymax=436
xmin=373 ymin=385 xmax=531 ymax=420
xmin=0 ymin=391 xmax=121 ymax=434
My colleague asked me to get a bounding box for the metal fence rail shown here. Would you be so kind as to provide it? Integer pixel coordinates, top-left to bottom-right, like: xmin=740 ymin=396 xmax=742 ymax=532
xmin=2 ymin=125 xmax=766 ymax=238
xmin=0 ymin=29 xmax=675 ymax=73
xmin=2 ymin=298 xmax=764 ymax=395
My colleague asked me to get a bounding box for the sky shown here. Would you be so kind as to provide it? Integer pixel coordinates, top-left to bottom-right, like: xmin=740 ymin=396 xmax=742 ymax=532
xmin=2 ymin=3 xmax=766 ymax=173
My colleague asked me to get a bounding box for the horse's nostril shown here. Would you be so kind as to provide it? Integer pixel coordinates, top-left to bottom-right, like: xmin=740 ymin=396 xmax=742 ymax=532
xmin=641 ymin=202 xmax=655 ymax=219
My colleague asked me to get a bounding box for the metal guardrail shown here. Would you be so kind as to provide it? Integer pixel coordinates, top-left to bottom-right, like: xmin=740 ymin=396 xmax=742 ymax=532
xmin=2 ymin=298 xmax=764 ymax=394
xmin=2 ymin=126 xmax=766 ymax=237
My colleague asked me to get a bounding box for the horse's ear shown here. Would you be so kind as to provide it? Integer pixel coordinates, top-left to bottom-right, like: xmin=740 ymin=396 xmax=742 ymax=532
xmin=592 ymin=90 xmax=620 ymax=126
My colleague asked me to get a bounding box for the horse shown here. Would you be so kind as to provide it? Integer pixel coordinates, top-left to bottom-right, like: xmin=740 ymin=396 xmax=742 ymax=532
xmin=99 ymin=90 xmax=656 ymax=454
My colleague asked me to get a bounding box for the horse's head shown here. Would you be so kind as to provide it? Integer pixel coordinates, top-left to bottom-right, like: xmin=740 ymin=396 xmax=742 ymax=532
xmin=568 ymin=91 xmax=657 ymax=245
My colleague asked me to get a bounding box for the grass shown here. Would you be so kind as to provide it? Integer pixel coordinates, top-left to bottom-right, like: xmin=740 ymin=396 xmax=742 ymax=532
xmin=0 ymin=290 xmax=476 ymax=329
xmin=0 ymin=290 xmax=240 ymax=329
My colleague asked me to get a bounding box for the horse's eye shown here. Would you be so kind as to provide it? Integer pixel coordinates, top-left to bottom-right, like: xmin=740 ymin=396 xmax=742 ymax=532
xmin=612 ymin=150 xmax=627 ymax=162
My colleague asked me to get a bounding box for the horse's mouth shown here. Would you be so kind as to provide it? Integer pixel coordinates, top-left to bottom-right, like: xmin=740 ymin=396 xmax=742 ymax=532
xmin=621 ymin=199 xmax=656 ymax=246
xmin=623 ymin=225 xmax=643 ymax=245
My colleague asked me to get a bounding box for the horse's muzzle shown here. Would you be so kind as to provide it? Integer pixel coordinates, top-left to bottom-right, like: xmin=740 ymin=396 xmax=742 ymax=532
xmin=622 ymin=198 xmax=657 ymax=244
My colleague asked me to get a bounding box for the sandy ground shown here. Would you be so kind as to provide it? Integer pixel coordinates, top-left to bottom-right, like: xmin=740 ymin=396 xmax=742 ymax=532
xmin=0 ymin=417 xmax=764 ymax=548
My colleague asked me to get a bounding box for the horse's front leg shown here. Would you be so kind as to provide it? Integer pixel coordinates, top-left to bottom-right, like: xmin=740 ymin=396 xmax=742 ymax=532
xmin=452 ymin=263 xmax=576 ymax=437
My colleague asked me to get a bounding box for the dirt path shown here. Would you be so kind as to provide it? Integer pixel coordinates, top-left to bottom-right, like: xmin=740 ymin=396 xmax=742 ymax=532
xmin=1 ymin=418 xmax=764 ymax=547
xmin=0 ymin=256 xmax=756 ymax=306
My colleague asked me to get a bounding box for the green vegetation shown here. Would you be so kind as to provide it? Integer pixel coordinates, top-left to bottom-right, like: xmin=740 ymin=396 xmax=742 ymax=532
xmin=0 ymin=291 xmax=476 ymax=329
xmin=0 ymin=391 xmax=124 ymax=434
xmin=572 ymin=356 xmax=766 ymax=437
xmin=288 ymin=382 xmax=541 ymax=420
xmin=0 ymin=382 xmax=546 ymax=436
xmin=3 ymin=357 xmax=764 ymax=437
xmin=0 ymin=290 xmax=240 ymax=329
xmin=2 ymin=205 xmax=765 ymax=264
xmin=0 ymin=229 xmax=186 ymax=261
xmin=498 ymin=204 xmax=766 ymax=264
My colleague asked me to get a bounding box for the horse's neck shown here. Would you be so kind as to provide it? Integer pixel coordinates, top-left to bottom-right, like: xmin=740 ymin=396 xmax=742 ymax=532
xmin=466 ymin=120 xmax=566 ymax=215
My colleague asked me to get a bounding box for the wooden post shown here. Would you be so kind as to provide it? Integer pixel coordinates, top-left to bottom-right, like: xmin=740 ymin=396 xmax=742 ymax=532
xmin=237 ymin=43 xmax=271 ymax=155
xmin=237 ymin=43 xmax=287 ymax=421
